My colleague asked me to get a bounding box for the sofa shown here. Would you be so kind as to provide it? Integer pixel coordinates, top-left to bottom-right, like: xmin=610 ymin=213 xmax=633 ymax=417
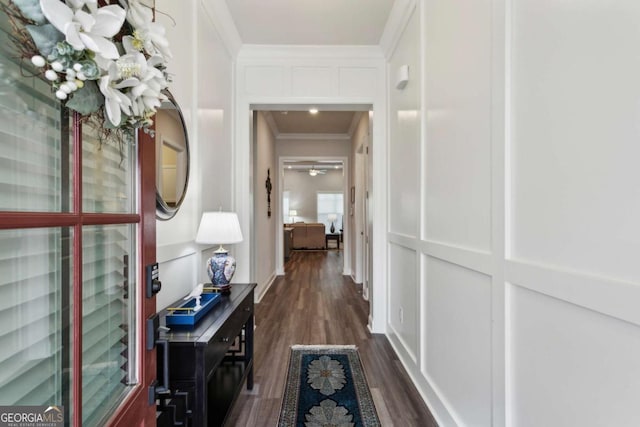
xmin=289 ymin=223 xmax=326 ymax=249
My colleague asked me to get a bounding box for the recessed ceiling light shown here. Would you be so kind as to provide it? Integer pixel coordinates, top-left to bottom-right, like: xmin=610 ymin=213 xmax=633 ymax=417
xmin=309 ymin=108 xmax=318 ymax=114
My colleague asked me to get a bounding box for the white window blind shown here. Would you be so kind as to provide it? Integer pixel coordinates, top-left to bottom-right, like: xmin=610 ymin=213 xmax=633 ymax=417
xmin=0 ymin=228 xmax=69 ymax=406
xmin=82 ymin=224 xmax=136 ymax=426
xmin=0 ymin=19 xmax=69 ymax=410
xmin=0 ymin=25 xmax=68 ymax=212
xmin=317 ymin=192 xmax=344 ymax=233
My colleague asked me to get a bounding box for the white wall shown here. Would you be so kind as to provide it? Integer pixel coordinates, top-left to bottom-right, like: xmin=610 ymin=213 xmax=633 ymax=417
xmin=253 ymin=112 xmax=277 ymax=299
xmin=152 ymin=2 xmax=640 ymax=424
xmin=283 ymin=169 xmax=344 ymax=226
xmin=154 ymin=0 xmax=234 ymax=309
xmin=507 ymin=0 xmax=640 ymax=425
xmin=385 ymin=0 xmax=640 ymax=426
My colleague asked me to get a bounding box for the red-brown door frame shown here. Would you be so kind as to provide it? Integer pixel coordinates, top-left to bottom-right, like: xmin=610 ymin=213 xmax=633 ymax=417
xmin=106 ymin=128 xmax=158 ymax=426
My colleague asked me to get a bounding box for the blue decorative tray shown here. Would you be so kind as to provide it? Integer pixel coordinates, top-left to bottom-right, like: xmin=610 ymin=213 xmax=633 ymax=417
xmin=165 ymin=292 xmax=222 ymax=327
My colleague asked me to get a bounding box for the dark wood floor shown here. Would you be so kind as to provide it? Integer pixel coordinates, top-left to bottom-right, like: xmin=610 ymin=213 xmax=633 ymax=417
xmin=226 ymin=250 xmax=437 ymax=426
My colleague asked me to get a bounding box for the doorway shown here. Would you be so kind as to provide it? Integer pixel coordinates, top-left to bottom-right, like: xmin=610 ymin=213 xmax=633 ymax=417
xmin=249 ymin=106 xmax=370 ymax=302
xmin=278 ymin=156 xmax=350 ymax=274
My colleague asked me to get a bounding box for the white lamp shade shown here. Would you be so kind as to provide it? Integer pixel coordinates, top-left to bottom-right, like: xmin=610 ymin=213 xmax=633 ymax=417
xmin=327 ymin=213 xmax=337 ymax=222
xmin=195 ymin=212 xmax=243 ymax=245
xmin=289 ymin=210 xmax=298 ymax=216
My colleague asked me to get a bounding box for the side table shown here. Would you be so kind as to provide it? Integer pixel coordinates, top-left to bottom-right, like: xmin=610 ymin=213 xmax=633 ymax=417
xmin=325 ymin=233 xmax=341 ymax=249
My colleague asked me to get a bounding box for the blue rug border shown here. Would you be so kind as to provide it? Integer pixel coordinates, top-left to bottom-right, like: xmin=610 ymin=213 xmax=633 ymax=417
xmin=278 ymin=345 xmax=381 ymax=427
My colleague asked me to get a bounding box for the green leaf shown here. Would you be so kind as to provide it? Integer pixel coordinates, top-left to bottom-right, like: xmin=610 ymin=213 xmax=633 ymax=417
xmin=66 ymin=81 xmax=104 ymax=116
xmin=12 ymin=0 xmax=46 ymax=24
xmin=26 ymin=24 xmax=64 ymax=57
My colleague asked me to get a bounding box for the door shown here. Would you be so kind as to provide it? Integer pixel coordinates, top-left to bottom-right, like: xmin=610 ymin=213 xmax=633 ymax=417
xmin=0 ymin=24 xmax=157 ymax=427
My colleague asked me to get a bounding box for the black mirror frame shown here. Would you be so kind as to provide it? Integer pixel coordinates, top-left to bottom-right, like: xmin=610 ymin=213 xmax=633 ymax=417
xmin=156 ymin=90 xmax=190 ymax=220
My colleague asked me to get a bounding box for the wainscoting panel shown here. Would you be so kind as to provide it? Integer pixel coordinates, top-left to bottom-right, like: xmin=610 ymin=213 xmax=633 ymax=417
xmin=424 ymin=256 xmax=492 ymax=427
xmin=423 ymin=0 xmax=492 ymax=253
xmin=506 ymin=2 xmax=640 ymax=424
xmin=388 ymin=8 xmax=420 ymax=238
xmin=509 ymin=0 xmax=640 ymax=284
xmin=338 ymin=67 xmax=378 ymax=98
xmin=388 ymin=108 xmax=420 ymax=236
xmin=388 ymin=243 xmax=419 ymax=362
xmin=244 ymin=66 xmax=285 ymax=96
xmin=509 ymin=284 xmax=640 ymax=427
xmin=291 ymin=66 xmax=334 ymax=97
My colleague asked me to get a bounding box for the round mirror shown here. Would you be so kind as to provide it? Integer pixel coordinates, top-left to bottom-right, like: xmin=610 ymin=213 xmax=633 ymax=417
xmin=155 ymin=91 xmax=190 ymax=220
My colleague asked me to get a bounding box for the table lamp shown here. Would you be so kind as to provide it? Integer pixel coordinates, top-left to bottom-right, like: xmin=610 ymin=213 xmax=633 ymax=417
xmin=195 ymin=211 xmax=243 ymax=293
xmin=289 ymin=209 xmax=297 ymax=223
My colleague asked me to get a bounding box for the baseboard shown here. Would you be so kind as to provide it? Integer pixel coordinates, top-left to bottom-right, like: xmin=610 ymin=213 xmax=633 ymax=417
xmin=255 ymin=271 xmax=277 ymax=303
xmin=350 ymin=274 xmax=362 ymax=285
xmin=386 ymin=329 xmax=460 ymax=427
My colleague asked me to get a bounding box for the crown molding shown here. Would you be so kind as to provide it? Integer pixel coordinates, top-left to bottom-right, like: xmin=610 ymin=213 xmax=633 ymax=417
xmin=262 ymin=111 xmax=280 ymax=137
xmin=379 ymin=0 xmax=417 ymax=60
xmin=347 ymin=112 xmax=364 ymax=137
xmin=200 ymin=0 xmax=243 ymax=59
xmin=277 ymin=133 xmax=351 ymax=141
xmin=259 ymin=114 xmax=351 ymax=141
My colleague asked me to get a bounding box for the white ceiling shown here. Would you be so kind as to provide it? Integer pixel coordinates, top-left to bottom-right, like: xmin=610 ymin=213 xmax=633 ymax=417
xmin=224 ymin=0 xmax=396 ymax=46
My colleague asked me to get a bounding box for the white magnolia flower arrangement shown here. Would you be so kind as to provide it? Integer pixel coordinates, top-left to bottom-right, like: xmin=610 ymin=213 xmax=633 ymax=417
xmin=3 ymin=0 xmax=171 ymax=132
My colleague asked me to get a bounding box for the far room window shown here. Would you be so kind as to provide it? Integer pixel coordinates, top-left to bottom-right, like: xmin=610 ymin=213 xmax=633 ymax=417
xmin=317 ymin=192 xmax=343 ymax=233
xmin=283 ymin=190 xmax=291 ymax=223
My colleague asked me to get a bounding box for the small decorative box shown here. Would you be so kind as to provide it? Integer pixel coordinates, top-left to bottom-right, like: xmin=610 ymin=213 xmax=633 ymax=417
xmin=165 ymin=292 xmax=222 ymax=327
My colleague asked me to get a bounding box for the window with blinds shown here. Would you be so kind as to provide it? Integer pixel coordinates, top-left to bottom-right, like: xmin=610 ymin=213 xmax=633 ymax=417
xmin=0 ymin=228 xmax=70 ymax=406
xmin=0 ymin=10 xmax=139 ymax=427
xmin=317 ymin=192 xmax=344 ymax=233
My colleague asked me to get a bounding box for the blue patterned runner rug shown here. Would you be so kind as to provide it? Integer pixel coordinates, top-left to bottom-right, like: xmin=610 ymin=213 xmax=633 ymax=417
xmin=278 ymin=345 xmax=381 ymax=427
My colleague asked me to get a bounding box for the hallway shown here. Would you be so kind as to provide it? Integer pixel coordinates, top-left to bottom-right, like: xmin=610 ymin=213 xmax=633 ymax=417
xmin=227 ymin=251 xmax=436 ymax=426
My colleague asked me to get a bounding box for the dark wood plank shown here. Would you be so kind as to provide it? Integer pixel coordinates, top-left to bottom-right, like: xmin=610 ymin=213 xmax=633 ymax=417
xmin=225 ymin=250 xmax=438 ymax=426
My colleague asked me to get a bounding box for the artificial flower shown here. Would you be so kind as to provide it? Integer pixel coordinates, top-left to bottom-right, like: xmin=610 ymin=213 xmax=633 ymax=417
xmin=66 ymin=0 xmax=98 ymax=12
xmin=40 ymin=0 xmax=126 ymax=60
xmin=126 ymin=0 xmax=172 ymax=60
xmin=4 ymin=0 xmax=170 ymax=134
xmin=99 ymin=64 xmax=135 ymax=127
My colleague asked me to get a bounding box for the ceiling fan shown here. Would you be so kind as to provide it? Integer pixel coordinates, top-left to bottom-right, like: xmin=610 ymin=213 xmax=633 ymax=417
xmin=307 ymin=167 xmax=326 ymax=176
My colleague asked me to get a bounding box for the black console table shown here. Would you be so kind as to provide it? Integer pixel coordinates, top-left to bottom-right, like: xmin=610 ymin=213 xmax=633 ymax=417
xmin=156 ymin=283 xmax=256 ymax=426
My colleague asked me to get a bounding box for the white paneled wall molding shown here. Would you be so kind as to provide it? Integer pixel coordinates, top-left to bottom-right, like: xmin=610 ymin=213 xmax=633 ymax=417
xmin=155 ymin=0 xmax=640 ymax=425
xmin=386 ymin=0 xmax=640 ymax=426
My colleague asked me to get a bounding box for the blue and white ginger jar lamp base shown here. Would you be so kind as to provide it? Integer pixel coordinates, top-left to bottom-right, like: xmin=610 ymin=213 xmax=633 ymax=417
xmin=206 ymin=248 xmax=236 ymax=293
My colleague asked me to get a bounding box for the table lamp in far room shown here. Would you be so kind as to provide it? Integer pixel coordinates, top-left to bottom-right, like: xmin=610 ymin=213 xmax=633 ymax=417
xmin=289 ymin=209 xmax=297 ymax=223
xmin=195 ymin=211 xmax=243 ymax=293
xmin=327 ymin=213 xmax=337 ymax=233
